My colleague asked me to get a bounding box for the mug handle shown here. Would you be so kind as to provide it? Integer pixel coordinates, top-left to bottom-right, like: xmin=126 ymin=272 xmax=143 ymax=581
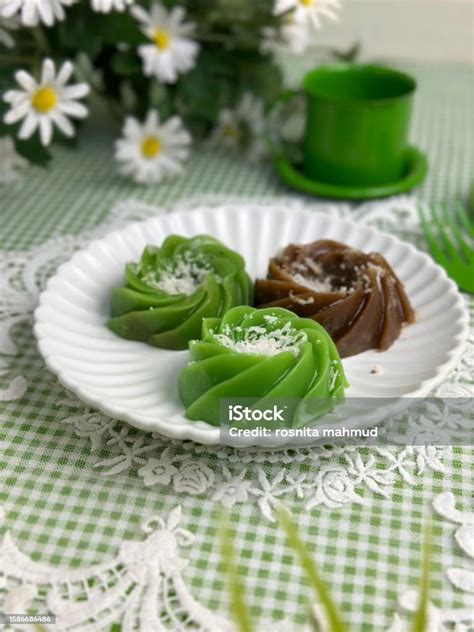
xmin=266 ymin=89 xmax=303 ymax=157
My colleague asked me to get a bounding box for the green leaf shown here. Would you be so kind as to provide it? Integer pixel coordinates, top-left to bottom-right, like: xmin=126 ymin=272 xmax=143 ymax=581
xmin=276 ymin=506 xmax=346 ymax=632
xmin=220 ymin=516 xmax=254 ymax=632
xmin=111 ymin=51 xmax=141 ymax=76
xmin=237 ymin=54 xmax=283 ymax=103
xmin=148 ymin=82 xmax=174 ymax=119
xmin=53 ymin=8 xmax=102 ymax=57
xmin=14 ymin=137 xmax=52 ymax=167
xmin=88 ymin=11 xmax=144 ymax=46
xmin=175 ymin=48 xmax=233 ymax=129
xmin=410 ymin=521 xmax=431 ymax=632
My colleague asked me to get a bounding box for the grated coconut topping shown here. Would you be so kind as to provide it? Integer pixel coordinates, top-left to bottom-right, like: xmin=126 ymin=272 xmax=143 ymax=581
xmin=215 ymin=320 xmax=307 ymax=357
xmin=289 ymin=257 xmax=360 ymax=295
xmin=142 ymin=250 xmax=213 ymax=296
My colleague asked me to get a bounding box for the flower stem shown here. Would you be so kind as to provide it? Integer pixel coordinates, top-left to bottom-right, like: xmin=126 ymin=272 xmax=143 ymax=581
xmin=0 ymin=55 xmax=36 ymax=64
xmin=31 ymin=27 xmax=51 ymax=55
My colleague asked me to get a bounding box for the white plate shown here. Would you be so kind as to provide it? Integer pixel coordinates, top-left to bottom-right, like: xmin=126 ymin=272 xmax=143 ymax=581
xmin=33 ymin=205 xmax=469 ymax=446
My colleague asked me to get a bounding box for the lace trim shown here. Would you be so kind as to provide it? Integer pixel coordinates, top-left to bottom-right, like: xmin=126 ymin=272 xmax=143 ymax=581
xmin=1 ymin=495 xmax=473 ymax=631
xmin=386 ymin=493 xmax=474 ymax=631
xmin=0 ymin=506 xmax=233 ymax=631
xmin=60 ymin=400 xmax=461 ymax=520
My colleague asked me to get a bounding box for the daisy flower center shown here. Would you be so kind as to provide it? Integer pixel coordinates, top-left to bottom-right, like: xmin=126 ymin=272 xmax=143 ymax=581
xmin=141 ymin=136 xmax=162 ymax=159
xmin=31 ymin=87 xmax=57 ymax=114
xmin=299 ymin=0 xmax=315 ymax=5
xmin=153 ymin=29 xmax=171 ymax=50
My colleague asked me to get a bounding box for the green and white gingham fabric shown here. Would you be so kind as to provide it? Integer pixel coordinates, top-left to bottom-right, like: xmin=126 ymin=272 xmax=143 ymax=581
xmin=0 ymin=63 xmax=473 ymax=631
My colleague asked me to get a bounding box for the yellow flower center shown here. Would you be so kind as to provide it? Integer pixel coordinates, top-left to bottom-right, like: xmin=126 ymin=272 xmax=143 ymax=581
xmin=31 ymin=87 xmax=57 ymax=113
xmin=141 ymin=136 xmax=162 ymax=159
xmin=299 ymin=0 xmax=314 ymax=5
xmin=153 ymin=29 xmax=171 ymax=50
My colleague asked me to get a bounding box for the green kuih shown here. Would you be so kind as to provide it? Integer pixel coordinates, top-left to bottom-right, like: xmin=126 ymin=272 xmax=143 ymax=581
xmin=178 ymin=306 xmax=348 ymax=426
xmin=108 ymin=235 xmax=253 ymax=350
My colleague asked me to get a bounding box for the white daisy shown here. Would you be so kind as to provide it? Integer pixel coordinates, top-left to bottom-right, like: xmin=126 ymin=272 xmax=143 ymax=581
xmin=115 ymin=110 xmax=191 ymax=185
xmin=90 ymin=0 xmax=134 ymax=13
xmin=3 ymin=58 xmax=90 ymax=146
xmin=131 ymin=3 xmax=199 ymax=84
xmin=210 ymin=93 xmax=267 ymax=161
xmin=0 ymin=15 xmax=20 ymax=48
xmin=273 ymin=0 xmax=341 ymax=31
xmin=0 ymin=137 xmax=27 ymax=184
xmin=1 ymin=0 xmax=75 ymax=27
xmin=261 ymin=18 xmax=310 ymax=55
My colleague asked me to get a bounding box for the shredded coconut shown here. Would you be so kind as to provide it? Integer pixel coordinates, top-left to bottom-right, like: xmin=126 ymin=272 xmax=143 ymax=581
xmin=289 ymin=291 xmax=315 ymax=305
xmin=263 ymin=314 xmax=278 ymax=324
xmin=290 ymin=258 xmax=348 ymax=293
xmin=215 ymin=321 xmax=307 ymax=357
xmin=292 ymin=273 xmax=334 ymax=293
xmin=328 ymin=364 xmax=339 ymax=393
xmin=143 ymin=250 xmax=213 ymax=296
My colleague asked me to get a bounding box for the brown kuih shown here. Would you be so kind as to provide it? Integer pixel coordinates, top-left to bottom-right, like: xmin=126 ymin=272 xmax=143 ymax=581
xmin=254 ymin=240 xmax=415 ymax=358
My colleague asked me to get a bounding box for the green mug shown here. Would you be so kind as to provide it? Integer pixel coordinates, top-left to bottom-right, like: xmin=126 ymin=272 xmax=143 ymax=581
xmin=282 ymin=64 xmax=417 ymax=187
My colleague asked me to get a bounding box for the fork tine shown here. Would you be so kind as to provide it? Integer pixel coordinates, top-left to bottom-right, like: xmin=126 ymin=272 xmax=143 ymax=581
xmin=432 ymin=202 xmax=459 ymax=261
xmin=418 ymin=204 xmax=450 ymax=267
xmin=442 ymin=201 xmax=474 ymax=262
xmin=454 ymin=199 xmax=474 ymax=240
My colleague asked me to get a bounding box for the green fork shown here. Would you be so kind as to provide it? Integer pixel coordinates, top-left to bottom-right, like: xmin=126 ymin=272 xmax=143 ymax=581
xmin=418 ymin=199 xmax=474 ymax=293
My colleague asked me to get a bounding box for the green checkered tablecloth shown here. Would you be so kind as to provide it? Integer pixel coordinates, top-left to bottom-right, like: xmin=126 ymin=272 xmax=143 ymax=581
xmin=1 ymin=62 xmax=473 ymax=631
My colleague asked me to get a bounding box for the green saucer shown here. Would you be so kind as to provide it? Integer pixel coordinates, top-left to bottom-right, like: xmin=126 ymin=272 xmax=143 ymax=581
xmin=273 ymin=146 xmax=428 ymax=201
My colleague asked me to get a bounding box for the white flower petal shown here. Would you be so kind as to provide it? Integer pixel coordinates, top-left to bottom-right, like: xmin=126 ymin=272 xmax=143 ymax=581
xmin=273 ymin=0 xmax=296 ymax=16
xmin=3 ymin=90 xmax=26 ymax=104
xmin=7 ymin=0 xmax=73 ymax=26
xmin=22 ymin=1 xmax=39 ymax=26
xmin=123 ymin=116 xmax=142 ymax=140
xmin=4 ymin=99 xmax=30 ymax=124
xmin=56 ymin=60 xmax=74 ymax=86
xmin=158 ymin=154 xmax=183 ymax=175
xmin=1 ymin=0 xmax=22 ymax=19
xmin=61 ymin=83 xmax=90 ymax=99
xmin=149 ymin=3 xmax=168 ymax=25
xmin=41 ymin=58 xmax=56 ymax=85
xmin=130 ymin=5 xmax=149 ymax=24
xmin=18 ymin=111 xmax=39 ymax=139
xmin=39 ymin=116 xmax=53 ymax=145
xmin=38 ymin=0 xmax=54 ymax=26
xmin=14 ymin=70 xmax=36 ymax=92
xmin=51 ymin=109 xmax=75 ymax=137
xmin=58 ymin=100 xmax=88 ymax=118
xmin=144 ymin=110 xmax=159 ymax=130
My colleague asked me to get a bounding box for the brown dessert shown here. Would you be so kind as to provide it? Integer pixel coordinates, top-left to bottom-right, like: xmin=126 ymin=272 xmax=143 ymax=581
xmin=254 ymin=240 xmax=415 ymax=358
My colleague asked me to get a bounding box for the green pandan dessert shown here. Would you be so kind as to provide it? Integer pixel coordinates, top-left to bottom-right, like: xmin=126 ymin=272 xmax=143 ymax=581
xmin=108 ymin=235 xmax=253 ymax=350
xmin=178 ymin=306 xmax=348 ymax=426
